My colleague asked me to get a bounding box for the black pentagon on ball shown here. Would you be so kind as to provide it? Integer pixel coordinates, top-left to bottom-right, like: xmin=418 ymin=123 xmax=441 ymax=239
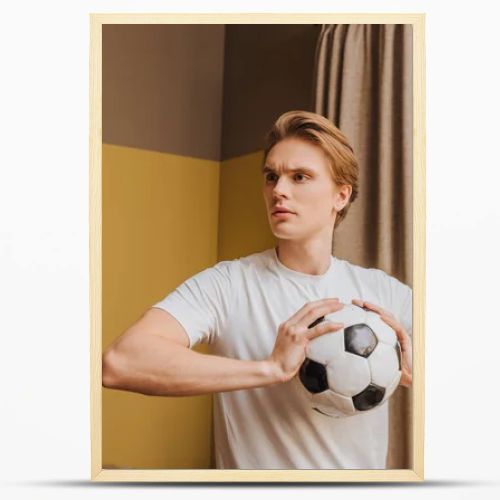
xmin=299 ymin=358 xmax=329 ymax=394
xmin=352 ymin=383 xmax=386 ymax=411
xmin=307 ymin=316 xmax=325 ymax=329
xmin=344 ymin=323 xmax=378 ymax=357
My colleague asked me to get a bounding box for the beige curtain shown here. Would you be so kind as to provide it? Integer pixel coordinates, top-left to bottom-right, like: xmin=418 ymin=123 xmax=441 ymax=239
xmin=313 ymin=24 xmax=413 ymax=469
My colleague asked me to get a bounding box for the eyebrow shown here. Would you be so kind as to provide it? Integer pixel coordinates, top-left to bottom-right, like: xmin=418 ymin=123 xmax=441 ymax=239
xmin=261 ymin=165 xmax=316 ymax=175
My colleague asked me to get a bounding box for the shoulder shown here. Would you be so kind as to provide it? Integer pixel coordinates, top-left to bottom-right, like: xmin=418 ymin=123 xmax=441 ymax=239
xmin=335 ymin=257 xmax=412 ymax=315
xmin=220 ymin=248 xmax=274 ymax=273
xmin=336 ymin=257 xmax=410 ymax=290
xmin=196 ymin=248 xmax=269 ymax=283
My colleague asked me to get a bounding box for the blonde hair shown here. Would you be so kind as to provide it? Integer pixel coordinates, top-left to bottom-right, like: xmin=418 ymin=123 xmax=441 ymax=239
xmin=263 ymin=110 xmax=359 ymax=229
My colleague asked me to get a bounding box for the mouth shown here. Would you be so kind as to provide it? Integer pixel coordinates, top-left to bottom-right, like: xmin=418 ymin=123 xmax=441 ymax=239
xmin=272 ymin=210 xmax=295 ymax=218
xmin=271 ymin=205 xmax=295 ymax=214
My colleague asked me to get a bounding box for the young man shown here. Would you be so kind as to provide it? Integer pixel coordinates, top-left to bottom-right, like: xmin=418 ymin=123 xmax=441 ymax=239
xmin=102 ymin=110 xmax=412 ymax=469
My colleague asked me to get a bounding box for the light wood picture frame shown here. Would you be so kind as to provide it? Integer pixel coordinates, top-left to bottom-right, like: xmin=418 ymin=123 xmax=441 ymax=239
xmin=90 ymin=12 xmax=425 ymax=482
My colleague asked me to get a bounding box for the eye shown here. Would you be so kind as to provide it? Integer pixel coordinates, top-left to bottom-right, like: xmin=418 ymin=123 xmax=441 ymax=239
xmin=265 ymin=172 xmax=278 ymax=182
xmin=294 ymin=173 xmax=307 ymax=182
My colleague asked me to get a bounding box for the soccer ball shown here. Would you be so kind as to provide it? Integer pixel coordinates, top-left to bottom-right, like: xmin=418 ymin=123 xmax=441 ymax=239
xmin=297 ymin=303 xmax=402 ymax=418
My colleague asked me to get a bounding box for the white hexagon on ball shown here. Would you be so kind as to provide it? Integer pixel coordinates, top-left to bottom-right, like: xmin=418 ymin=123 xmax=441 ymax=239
xmin=381 ymin=371 xmax=402 ymax=404
xmin=326 ymin=352 xmax=371 ymax=397
xmin=324 ymin=303 xmax=366 ymax=329
xmin=312 ymin=389 xmax=356 ymax=417
xmin=306 ymin=329 xmax=344 ymax=365
xmin=369 ymin=342 xmax=400 ymax=388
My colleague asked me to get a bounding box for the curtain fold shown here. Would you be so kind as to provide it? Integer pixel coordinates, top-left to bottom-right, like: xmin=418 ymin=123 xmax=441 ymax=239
xmin=313 ymin=24 xmax=413 ymax=469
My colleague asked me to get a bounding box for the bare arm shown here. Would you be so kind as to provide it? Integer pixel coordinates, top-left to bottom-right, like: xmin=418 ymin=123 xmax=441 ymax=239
xmin=102 ymin=299 xmax=344 ymax=397
xmin=102 ymin=308 xmax=280 ymax=396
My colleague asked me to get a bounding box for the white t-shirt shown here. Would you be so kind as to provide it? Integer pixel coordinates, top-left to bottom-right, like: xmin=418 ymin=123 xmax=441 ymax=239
xmin=152 ymin=247 xmax=412 ymax=469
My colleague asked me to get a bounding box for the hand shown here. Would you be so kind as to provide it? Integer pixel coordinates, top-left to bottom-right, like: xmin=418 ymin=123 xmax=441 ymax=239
xmin=267 ymin=298 xmax=345 ymax=383
xmin=352 ymin=299 xmax=412 ymax=388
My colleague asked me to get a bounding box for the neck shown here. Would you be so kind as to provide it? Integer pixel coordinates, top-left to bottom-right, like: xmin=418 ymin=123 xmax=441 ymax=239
xmin=276 ymin=237 xmax=333 ymax=275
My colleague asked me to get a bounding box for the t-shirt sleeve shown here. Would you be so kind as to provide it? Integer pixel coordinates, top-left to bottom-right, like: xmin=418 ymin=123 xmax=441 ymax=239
xmin=150 ymin=260 xmax=235 ymax=349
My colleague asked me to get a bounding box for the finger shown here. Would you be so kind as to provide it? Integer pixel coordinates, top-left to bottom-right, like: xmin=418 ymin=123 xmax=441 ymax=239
xmin=286 ymin=298 xmax=340 ymax=327
xmin=297 ymin=301 xmax=345 ymax=330
xmin=306 ymin=320 xmax=344 ymax=341
xmin=351 ymin=298 xmax=364 ymax=308
xmin=354 ymin=299 xmax=399 ymax=326
xmin=352 ymin=299 xmax=387 ymax=317
xmin=353 ymin=299 xmax=410 ymax=348
xmin=377 ymin=314 xmax=411 ymax=347
xmin=399 ymin=372 xmax=412 ymax=388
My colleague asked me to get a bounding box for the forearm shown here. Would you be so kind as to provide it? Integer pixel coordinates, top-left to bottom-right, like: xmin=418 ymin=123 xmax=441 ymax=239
xmin=102 ymin=333 xmax=281 ymax=397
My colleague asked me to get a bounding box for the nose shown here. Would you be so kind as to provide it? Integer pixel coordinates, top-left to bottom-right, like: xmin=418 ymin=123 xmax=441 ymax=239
xmin=272 ymin=176 xmax=290 ymax=199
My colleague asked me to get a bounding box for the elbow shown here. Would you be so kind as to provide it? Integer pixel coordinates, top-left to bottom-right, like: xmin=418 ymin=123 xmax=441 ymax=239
xmin=102 ymin=348 xmax=123 ymax=389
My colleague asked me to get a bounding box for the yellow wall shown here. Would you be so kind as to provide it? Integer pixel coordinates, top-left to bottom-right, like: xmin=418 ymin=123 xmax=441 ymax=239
xmin=102 ymin=143 xmax=219 ymax=468
xmin=101 ymin=25 xmax=318 ymax=470
xmin=218 ymin=151 xmax=276 ymax=260
xmin=102 ymin=144 xmax=277 ymax=469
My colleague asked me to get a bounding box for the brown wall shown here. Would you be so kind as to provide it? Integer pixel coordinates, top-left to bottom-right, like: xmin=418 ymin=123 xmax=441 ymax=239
xmin=221 ymin=24 xmax=321 ymax=159
xmin=103 ymin=24 xmax=225 ymax=160
xmin=103 ymin=24 xmax=320 ymax=162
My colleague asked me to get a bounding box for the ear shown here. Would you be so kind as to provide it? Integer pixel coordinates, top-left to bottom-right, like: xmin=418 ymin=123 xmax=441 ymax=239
xmin=333 ymin=184 xmax=353 ymax=212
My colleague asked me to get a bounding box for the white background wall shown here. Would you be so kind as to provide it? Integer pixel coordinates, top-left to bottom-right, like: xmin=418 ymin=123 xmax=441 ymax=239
xmin=1 ymin=1 xmax=499 ymax=499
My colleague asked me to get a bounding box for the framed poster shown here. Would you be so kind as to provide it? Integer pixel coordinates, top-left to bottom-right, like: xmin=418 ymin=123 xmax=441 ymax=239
xmin=90 ymin=12 xmax=425 ymax=482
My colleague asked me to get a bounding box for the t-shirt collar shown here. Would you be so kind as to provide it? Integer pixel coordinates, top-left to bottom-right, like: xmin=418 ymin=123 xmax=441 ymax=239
xmin=270 ymin=246 xmax=336 ymax=282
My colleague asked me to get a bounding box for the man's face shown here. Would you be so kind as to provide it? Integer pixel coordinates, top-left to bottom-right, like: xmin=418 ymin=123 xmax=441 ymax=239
xmin=262 ymin=137 xmax=349 ymax=242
